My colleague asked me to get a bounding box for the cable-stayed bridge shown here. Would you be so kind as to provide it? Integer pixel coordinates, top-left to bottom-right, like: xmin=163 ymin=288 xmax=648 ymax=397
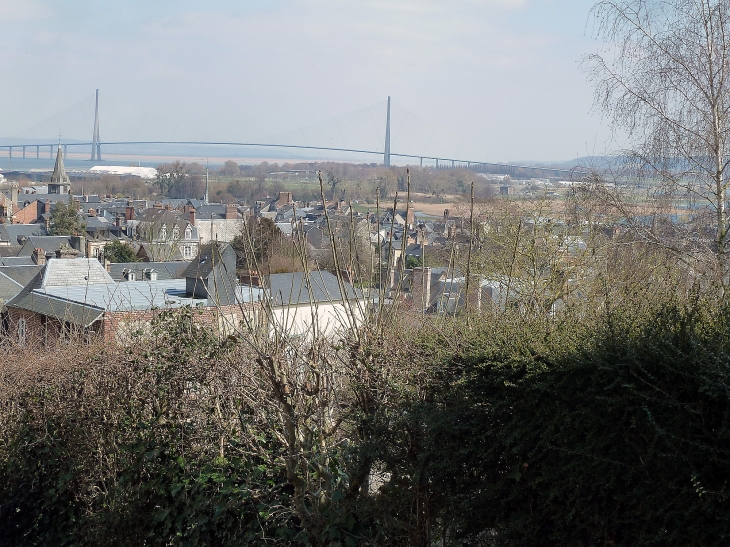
xmin=0 ymin=93 xmax=583 ymax=178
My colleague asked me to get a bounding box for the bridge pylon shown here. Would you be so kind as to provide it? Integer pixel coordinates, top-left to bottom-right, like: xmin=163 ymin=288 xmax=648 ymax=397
xmin=91 ymin=89 xmax=101 ymax=161
xmin=384 ymin=96 xmax=391 ymax=167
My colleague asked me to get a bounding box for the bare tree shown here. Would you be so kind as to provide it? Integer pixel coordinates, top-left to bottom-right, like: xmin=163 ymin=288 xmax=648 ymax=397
xmin=586 ymin=0 xmax=730 ymax=286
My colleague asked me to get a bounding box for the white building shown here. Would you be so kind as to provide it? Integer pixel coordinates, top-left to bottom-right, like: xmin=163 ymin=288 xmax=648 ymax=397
xmin=266 ymin=271 xmax=366 ymax=341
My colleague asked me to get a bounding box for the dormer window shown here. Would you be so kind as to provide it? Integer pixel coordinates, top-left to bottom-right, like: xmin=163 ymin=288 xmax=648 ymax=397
xmin=160 ymin=224 xmax=167 ymax=240
xmin=172 ymin=225 xmax=180 ymax=240
xmin=185 ymin=226 xmax=192 ymax=240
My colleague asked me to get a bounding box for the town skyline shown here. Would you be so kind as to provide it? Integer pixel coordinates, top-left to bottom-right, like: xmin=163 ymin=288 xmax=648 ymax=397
xmin=2 ymin=0 xmax=615 ymax=163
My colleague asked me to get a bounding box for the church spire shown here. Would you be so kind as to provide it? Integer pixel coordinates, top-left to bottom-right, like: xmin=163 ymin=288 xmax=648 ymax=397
xmin=50 ymin=146 xmax=70 ymax=186
xmin=49 ymin=145 xmax=72 ymax=198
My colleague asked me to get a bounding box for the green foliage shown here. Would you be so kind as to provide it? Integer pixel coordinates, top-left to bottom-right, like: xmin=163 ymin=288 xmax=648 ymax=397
xmin=404 ymin=254 xmax=422 ymax=269
xmin=230 ymin=218 xmax=288 ymax=272
xmin=50 ymin=200 xmax=86 ymax=236
xmin=4 ymin=300 xmax=730 ymax=545
xmin=362 ymin=301 xmax=730 ymax=545
xmin=155 ymin=160 xmax=186 ymax=195
xmin=103 ymin=240 xmax=138 ymax=263
xmin=0 ymin=309 xmax=301 ymax=546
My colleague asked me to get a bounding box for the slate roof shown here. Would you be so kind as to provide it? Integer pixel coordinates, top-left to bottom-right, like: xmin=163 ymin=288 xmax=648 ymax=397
xmin=0 ymin=224 xmax=48 ymax=245
xmin=136 ymin=243 xmax=184 ymax=262
xmin=0 ymin=265 xmax=44 ymax=287
xmin=182 ymin=243 xmax=231 ymax=279
xmin=50 ymin=147 xmax=70 ymax=185
xmin=8 ymin=276 xmax=263 ymax=327
xmin=108 ymin=261 xmax=191 ymax=282
xmin=17 ymin=237 xmax=76 ymax=257
xmin=0 ymin=256 xmax=35 ymax=266
xmin=268 ymin=271 xmax=361 ymax=306
xmin=9 ymin=292 xmax=105 ymax=328
xmin=0 ymin=271 xmax=23 ymax=310
xmin=85 ymin=216 xmax=112 ymax=231
xmin=195 ymin=205 xmax=229 ymax=218
xmin=0 ymin=246 xmax=22 ymax=257
xmin=38 ymin=258 xmax=113 ymax=286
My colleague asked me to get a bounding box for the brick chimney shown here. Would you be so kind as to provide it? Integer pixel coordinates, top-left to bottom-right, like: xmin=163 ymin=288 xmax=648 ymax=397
xmin=11 ymin=184 xmax=18 ymax=208
xmin=125 ymin=206 xmax=135 ymax=221
xmin=406 ymin=204 xmax=414 ymax=227
xmin=44 ymin=199 xmax=50 ymax=215
xmin=277 ymin=191 xmax=293 ymax=207
xmin=189 ymin=206 xmax=196 ymax=225
xmin=88 ymin=208 xmax=96 ymax=216
xmin=115 ymin=215 xmax=122 ymax=227
xmin=411 ymin=267 xmax=432 ymax=312
xmin=225 ymin=205 xmax=238 ymax=220
xmin=32 ymin=247 xmax=46 ymax=266
xmin=56 ymin=244 xmax=80 ymax=259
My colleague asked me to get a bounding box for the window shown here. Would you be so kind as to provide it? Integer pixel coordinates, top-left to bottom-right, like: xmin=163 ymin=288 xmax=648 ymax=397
xmin=185 ymin=226 xmax=192 ymax=240
xmin=160 ymin=224 xmax=167 ymax=240
xmin=172 ymin=225 xmax=180 ymax=239
xmin=17 ymin=319 xmax=26 ymax=345
xmin=183 ymin=245 xmax=192 ymax=259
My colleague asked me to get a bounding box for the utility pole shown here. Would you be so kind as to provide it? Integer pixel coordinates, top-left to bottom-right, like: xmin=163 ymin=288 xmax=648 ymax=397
xmin=384 ymin=96 xmax=391 ymax=167
xmin=205 ymin=158 xmax=210 ymax=203
xmin=91 ymin=89 xmax=101 ymax=161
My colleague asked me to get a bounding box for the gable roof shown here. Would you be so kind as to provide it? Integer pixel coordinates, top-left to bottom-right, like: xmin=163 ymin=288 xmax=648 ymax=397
xmin=0 ymin=224 xmax=48 ymax=245
xmin=39 ymin=258 xmax=114 ymax=287
xmin=182 ymin=243 xmax=234 ymax=279
xmin=267 ymin=271 xmax=361 ymax=306
xmin=17 ymin=236 xmax=75 ymax=257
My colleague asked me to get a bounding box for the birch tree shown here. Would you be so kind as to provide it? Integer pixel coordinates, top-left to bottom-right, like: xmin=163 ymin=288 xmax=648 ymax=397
xmin=586 ymin=0 xmax=730 ymax=286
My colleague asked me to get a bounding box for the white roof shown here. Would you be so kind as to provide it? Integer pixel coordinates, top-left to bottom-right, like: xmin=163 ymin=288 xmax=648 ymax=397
xmin=89 ymin=166 xmax=157 ymax=179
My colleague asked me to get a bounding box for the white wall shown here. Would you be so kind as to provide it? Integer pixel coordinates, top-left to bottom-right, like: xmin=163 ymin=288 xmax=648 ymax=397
xmin=197 ymin=219 xmax=244 ymax=245
xmin=269 ymin=300 xmax=366 ymax=341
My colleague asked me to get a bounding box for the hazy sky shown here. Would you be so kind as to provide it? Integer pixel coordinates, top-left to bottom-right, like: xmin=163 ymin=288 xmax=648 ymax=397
xmin=0 ymin=0 xmax=615 ymax=163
